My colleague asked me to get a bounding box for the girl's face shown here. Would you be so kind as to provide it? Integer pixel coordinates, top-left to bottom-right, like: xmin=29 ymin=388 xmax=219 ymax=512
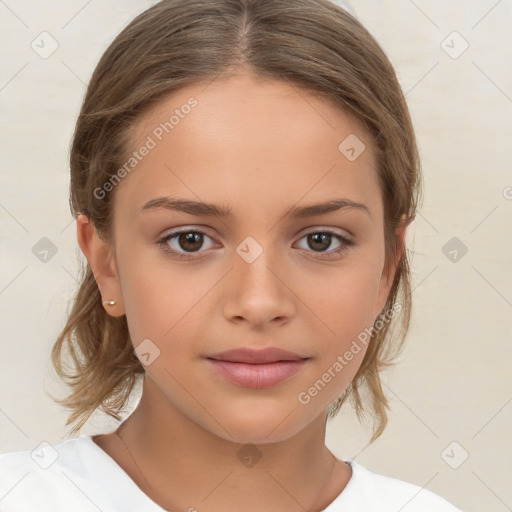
xmin=106 ymin=72 xmax=401 ymax=444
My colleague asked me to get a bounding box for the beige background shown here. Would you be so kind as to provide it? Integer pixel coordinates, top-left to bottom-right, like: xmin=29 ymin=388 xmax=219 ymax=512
xmin=1 ymin=1 xmax=511 ymax=511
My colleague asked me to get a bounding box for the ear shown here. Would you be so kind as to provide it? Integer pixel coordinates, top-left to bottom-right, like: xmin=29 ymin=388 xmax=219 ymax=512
xmin=374 ymin=216 xmax=408 ymax=319
xmin=76 ymin=214 xmax=125 ymax=317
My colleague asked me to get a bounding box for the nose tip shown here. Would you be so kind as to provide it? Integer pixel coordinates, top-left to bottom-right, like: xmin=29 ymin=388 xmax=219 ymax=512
xmin=224 ymin=249 xmax=295 ymax=326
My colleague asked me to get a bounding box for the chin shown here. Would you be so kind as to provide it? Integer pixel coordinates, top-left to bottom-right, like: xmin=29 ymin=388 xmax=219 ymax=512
xmin=209 ymin=406 xmax=311 ymax=446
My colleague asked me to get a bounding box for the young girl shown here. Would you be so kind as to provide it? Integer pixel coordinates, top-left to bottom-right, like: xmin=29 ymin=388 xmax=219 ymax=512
xmin=0 ymin=1 xmax=463 ymax=510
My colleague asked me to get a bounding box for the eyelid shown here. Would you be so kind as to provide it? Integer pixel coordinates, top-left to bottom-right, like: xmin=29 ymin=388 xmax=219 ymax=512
xmin=159 ymin=226 xmax=219 ymax=248
xmin=160 ymin=225 xmax=215 ymax=238
xmin=299 ymin=225 xmax=353 ymax=238
xmin=159 ymin=225 xmax=352 ymax=244
xmin=158 ymin=225 xmax=355 ymax=260
xmin=157 ymin=226 xmax=219 ymax=260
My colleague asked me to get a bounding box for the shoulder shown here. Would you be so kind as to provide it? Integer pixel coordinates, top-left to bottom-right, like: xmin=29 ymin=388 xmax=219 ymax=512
xmin=0 ymin=435 xmax=164 ymax=512
xmin=327 ymin=460 xmax=463 ymax=512
xmin=0 ymin=436 xmax=111 ymax=512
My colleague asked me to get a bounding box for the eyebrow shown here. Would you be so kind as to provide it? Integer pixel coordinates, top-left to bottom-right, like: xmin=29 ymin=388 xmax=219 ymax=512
xmin=140 ymin=196 xmax=370 ymax=218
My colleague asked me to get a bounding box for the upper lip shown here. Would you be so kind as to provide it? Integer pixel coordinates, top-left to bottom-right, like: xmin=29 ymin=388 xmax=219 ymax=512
xmin=206 ymin=347 xmax=308 ymax=364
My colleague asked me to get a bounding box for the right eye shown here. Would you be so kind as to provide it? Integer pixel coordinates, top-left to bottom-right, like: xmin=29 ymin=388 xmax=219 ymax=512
xmin=158 ymin=228 xmax=219 ymax=260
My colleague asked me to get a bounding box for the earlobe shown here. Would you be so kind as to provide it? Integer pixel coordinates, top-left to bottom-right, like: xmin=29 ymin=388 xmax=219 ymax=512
xmin=76 ymin=214 xmax=125 ymax=317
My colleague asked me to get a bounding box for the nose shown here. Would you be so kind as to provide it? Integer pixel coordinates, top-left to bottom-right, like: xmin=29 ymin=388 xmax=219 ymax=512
xmin=222 ymin=242 xmax=296 ymax=328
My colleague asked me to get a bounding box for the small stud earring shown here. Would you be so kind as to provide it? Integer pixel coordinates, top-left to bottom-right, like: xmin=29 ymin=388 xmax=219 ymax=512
xmin=103 ymin=300 xmax=116 ymax=306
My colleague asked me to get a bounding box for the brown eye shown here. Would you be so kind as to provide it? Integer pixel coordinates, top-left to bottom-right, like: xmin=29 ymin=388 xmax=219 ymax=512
xmin=158 ymin=229 xmax=217 ymax=260
xmin=176 ymin=232 xmax=204 ymax=252
xmin=307 ymin=233 xmax=332 ymax=252
xmin=295 ymin=230 xmax=354 ymax=259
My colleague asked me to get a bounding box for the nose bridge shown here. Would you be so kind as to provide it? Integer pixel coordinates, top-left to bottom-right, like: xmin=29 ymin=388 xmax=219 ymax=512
xmin=224 ymin=233 xmax=294 ymax=324
xmin=235 ymin=233 xmax=281 ymax=295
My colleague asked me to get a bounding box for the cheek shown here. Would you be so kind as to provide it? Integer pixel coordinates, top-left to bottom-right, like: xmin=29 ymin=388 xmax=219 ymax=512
xmin=118 ymin=247 xmax=215 ymax=348
xmin=299 ymin=258 xmax=383 ymax=345
xmin=293 ymin=264 xmax=383 ymax=405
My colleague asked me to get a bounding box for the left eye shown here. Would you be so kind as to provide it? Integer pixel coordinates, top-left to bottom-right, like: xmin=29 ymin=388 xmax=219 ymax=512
xmin=295 ymin=231 xmax=353 ymax=257
xmin=158 ymin=229 xmax=353 ymax=260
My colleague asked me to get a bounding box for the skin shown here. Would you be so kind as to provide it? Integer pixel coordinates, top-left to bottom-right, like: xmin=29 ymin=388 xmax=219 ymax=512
xmin=77 ymin=71 xmax=406 ymax=512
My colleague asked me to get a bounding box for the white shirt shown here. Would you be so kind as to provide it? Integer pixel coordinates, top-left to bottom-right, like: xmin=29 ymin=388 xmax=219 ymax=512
xmin=0 ymin=435 xmax=462 ymax=511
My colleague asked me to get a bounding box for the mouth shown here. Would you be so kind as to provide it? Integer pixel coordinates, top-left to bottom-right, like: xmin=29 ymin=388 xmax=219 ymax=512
xmin=206 ymin=346 xmax=308 ymax=364
xmin=205 ymin=347 xmax=310 ymax=389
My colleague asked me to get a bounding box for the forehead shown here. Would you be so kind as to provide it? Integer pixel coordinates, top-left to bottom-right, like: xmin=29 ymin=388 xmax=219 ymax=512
xmin=114 ymin=73 xmax=381 ymax=222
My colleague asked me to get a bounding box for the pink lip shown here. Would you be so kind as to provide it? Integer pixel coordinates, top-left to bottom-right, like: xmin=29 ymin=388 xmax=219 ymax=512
xmin=205 ymin=359 xmax=308 ymax=389
xmin=206 ymin=347 xmax=306 ymax=364
xmin=205 ymin=346 xmax=310 ymax=389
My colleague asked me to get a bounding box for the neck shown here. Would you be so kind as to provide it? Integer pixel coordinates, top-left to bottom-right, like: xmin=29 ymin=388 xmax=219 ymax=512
xmin=113 ymin=375 xmax=350 ymax=512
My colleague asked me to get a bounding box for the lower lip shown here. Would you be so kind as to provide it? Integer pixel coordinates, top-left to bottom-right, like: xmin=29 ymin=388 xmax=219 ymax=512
xmin=205 ymin=359 xmax=309 ymax=389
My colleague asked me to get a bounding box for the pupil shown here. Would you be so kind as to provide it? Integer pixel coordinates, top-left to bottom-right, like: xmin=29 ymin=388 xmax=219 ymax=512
xmin=309 ymin=233 xmax=330 ymax=251
xmin=179 ymin=232 xmax=202 ymax=252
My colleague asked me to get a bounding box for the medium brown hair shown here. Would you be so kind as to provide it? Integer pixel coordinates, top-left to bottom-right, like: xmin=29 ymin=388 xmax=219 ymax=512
xmin=50 ymin=0 xmax=422 ymax=442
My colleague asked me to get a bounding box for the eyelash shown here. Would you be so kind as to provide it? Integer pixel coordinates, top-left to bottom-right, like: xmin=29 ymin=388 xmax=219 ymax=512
xmin=157 ymin=228 xmax=354 ymax=261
